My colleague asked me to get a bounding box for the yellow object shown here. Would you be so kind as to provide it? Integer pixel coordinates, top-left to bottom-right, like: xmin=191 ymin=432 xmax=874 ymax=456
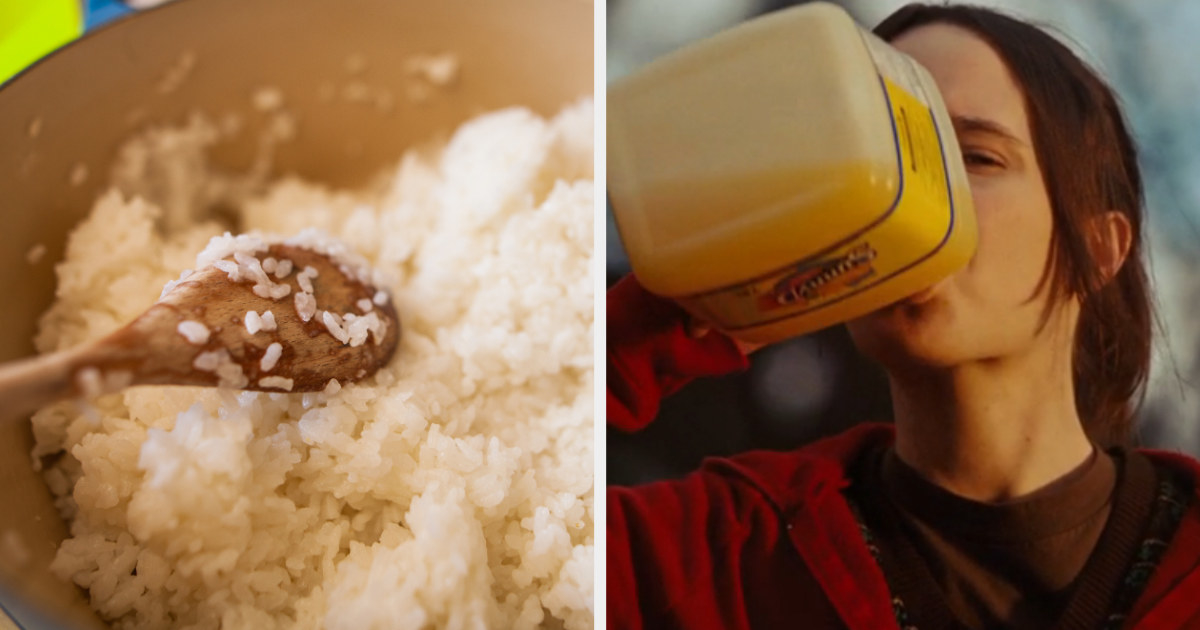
xmin=0 ymin=0 xmax=84 ymax=84
xmin=608 ymin=2 xmax=978 ymax=343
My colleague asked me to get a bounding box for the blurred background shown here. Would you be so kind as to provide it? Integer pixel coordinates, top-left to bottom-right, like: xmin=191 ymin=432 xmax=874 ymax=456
xmin=607 ymin=0 xmax=1200 ymax=485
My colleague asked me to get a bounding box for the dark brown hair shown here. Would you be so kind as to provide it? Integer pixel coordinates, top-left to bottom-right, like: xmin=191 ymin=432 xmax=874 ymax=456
xmin=874 ymin=4 xmax=1153 ymax=448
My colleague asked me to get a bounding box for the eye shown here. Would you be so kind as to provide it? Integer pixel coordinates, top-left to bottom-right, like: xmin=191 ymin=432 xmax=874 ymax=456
xmin=963 ymin=150 xmax=1004 ymax=169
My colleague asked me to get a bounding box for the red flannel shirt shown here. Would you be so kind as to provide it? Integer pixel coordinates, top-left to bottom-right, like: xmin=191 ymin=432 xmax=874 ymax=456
xmin=607 ymin=274 xmax=1200 ymax=629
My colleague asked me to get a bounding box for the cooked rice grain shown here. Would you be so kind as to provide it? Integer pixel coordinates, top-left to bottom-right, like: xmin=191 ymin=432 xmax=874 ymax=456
xmin=31 ymin=100 xmax=594 ymax=629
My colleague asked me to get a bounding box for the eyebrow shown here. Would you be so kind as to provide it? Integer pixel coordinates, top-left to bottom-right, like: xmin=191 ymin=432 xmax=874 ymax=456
xmin=951 ymin=115 xmax=1027 ymax=146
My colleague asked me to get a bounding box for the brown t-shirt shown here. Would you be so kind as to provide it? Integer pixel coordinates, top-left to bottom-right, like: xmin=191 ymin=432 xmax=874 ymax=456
xmin=852 ymin=444 xmax=1159 ymax=630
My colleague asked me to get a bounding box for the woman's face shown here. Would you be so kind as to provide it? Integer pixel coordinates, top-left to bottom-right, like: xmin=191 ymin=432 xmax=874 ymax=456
xmin=847 ymin=23 xmax=1075 ymax=369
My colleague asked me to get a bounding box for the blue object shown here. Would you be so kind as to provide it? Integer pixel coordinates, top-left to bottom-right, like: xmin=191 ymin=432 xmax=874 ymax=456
xmin=85 ymin=0 xmax=134 ymax=30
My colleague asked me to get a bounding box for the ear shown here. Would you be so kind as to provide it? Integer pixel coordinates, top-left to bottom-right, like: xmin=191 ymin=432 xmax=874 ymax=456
xmin=1087 ymin=211 xmax=1133 ymax=287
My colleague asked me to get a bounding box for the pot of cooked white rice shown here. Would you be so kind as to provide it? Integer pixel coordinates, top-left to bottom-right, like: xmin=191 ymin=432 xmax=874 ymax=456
xmin=0 ymin=1 xmax=594 ymax=628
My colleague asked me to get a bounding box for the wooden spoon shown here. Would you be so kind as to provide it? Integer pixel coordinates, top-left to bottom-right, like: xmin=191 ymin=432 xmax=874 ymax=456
xmin=0 ymin=243 xmax=400 ymax=420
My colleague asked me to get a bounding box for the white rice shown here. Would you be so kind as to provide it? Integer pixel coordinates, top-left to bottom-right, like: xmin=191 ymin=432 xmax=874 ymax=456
xmin=297 ymin=268 xmax=316 ymax=294
xmin=26 ymin=243 xmax=47 ymax=265
xmin=405 ymin=54 xmax=459 ymax=86
xmin=294 ymin=291 xmax=317 ymax=323
xmin=321 ymin=311 xmax=349 ymax=345
xmin=176 ymin=320 xmax=210 ymax=345
xmin=70 ymin=163 xmax=90 ymax=187
xmin=30 ymin=99 xmax=594 ymax=629
xmin=252 ymin=86 xmax=285 ymax=112
xmin=1 ymin=530 xmax=31 ymax=568
xmin=158 ymin=268 xmax=194 ymax=299
xmin=191 ymin=349 xmax=249 ymax=389
xmin=257 ymin=376 xmax=294 ymax=391
xmin=75 ymin=367 xmax=103 ymax=399
xmin=260 ymin=342 xmax=283 ymax=372
xmin=192 ymin=350 xmax=221 ymax=371
xmin=245 ymin=310 xmax=264 ymax=334
xmin=344 ymin=311 xmax=385 ymax=347
xmin=225 ymin=250 xmax=292 ymax=301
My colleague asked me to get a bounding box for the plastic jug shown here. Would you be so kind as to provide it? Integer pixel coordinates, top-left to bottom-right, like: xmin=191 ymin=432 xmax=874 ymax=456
xmin=608 ymin=2 xmax=977 ymax=343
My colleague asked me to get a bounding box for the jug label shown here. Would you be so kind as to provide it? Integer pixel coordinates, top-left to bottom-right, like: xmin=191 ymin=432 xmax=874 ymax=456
xmin=759 ymin=242 xmax=878 ymax=311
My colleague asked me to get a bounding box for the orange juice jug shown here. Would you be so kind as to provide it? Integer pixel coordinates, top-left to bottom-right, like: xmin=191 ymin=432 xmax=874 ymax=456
xmin=608 ymin=2 xmax=977 ymax=343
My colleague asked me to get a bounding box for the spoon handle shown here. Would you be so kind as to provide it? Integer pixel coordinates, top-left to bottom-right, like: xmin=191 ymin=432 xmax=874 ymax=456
xmin=0 ymin=344 xmax=99 ymax=420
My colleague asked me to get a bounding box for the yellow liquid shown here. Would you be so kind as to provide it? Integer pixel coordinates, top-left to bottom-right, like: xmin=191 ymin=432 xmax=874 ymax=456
xmin=607 ymin=2 xmax=978 ymax=343
xmin=621 ymin=157 xmax=973 ymax=343
xmin=622 ymin=162 xmax=899 ymax=294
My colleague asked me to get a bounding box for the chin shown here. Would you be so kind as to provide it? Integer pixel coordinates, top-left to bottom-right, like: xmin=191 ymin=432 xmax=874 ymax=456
xmin=847 ymin=301 xmax=966 ymax=369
